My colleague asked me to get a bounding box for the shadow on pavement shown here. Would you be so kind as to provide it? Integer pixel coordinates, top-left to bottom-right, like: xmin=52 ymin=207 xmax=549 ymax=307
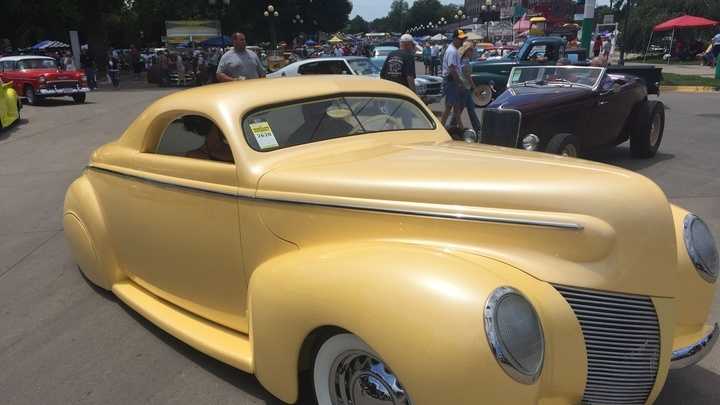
xmin=0 ymin=118 xmax=28 ymax=142
xmin=23 ymin=99 xmax=96 ymax=107
xmin=656 ymin=366 xmax=720 ymax=404
xmin=78 ymin=272 xmax=286 ymax=404
xmin=585 ymin=145 xmax=675 ymax=171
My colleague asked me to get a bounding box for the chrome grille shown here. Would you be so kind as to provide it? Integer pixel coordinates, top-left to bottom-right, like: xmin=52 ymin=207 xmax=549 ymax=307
xmin=480 ymin=108 xmax=521 ymax=148
xmin=555 ymin=285 xmax=660 ymax=405
xmin=425 ymin=82 xmax=442 ymax=95
xmin=48 ymin=81 xmax=79 ymax=89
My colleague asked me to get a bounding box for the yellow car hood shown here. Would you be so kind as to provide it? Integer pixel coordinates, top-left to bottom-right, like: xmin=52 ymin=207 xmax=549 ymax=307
xmin=257 ymin=139 xmax=678 ymax=297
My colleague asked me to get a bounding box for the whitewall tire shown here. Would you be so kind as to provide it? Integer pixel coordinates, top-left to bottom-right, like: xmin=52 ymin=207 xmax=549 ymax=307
xmin=313 ymin=333 xmax=412 ymax=405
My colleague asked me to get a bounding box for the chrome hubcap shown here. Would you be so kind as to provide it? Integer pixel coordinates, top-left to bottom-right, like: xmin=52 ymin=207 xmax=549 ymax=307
xmin=562 ymin=144 xmax=578 ymax=157
xmin=330 ymin=350 xmax=411 ymax=405
xmin=649 ymin=112 xmax=662 ymax=146
xmin=473 ymin=85 xmax=492 ymax=107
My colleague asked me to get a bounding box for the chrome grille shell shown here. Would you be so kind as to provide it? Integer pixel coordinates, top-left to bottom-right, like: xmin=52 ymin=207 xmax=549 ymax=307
xmin=555 ymin=285 xmax=660 ymax=405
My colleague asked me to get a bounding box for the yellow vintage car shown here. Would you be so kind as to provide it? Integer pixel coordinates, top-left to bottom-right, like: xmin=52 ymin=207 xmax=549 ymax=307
xmin=63 ymin=76 xmax=718 ymax=405
xmin=0 ymin=78 xmax=21 ymax=130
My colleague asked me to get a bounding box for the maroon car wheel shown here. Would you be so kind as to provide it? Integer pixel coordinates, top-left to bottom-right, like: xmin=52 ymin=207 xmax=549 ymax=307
xmin=630 ymin=100 xmax=665 ymax=159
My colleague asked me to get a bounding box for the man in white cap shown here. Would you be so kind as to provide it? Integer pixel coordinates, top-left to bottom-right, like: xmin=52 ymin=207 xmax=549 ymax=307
xmin=380 ymin=33 xmax=416 ymax=92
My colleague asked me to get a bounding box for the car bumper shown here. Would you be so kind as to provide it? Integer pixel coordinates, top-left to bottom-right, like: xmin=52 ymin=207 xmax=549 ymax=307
xmin=670 ymin=323 xmax=719 ymax=369
xmin=421 ymin=94 xmax=442 ymax=104
xmin=37 ymin=87 xmax=91 ymax=96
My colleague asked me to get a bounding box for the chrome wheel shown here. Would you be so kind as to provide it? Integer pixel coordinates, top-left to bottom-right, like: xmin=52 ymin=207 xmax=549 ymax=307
xmin=473 ymin=84 xmax=492 ymax=107
xmin=330 ymin=351 xmax=410 ymax=405
xmin=562 ymin=144 xmax=578 ymax=157
xmin=315 ymin=334 xmax=412 ymax=405
xmin=649 ymin=111 xmax=662 ymax=146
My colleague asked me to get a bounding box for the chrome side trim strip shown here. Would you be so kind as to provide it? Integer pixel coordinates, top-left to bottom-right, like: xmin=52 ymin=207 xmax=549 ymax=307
xmin=87 ymin=165 xmax=583 ymax=231
xmin=88 ymin=165 xmax=237 ymax=198
xmin=670 ymin=323 xmax=719 ymax=369
xmin=257 ymin=195 xmax=584 ymax=230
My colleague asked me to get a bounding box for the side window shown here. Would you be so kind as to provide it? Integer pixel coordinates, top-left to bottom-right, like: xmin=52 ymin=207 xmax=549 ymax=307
xmin=298 ymin=62 xmax=319 ymax=75
xmin=154 ymin=115 xmax=234 ymax=163
xmin=316 ymin=61 xmax=350 ymax=75
xmin=2 ymin=61 xmax=13 ymax=72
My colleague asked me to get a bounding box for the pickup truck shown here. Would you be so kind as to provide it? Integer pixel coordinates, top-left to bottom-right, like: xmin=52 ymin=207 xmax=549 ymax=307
xmin=470 ymin=36 xmax=663 ymax=107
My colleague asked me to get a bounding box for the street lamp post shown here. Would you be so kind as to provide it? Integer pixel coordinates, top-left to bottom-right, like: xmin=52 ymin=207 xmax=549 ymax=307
xmin=292 ymin=14 xmax=304 ymax=32
xmin=478 ymin=1 xmax=499 ymax=42
xmin=264 ymin=4 xmax=279 ymax=49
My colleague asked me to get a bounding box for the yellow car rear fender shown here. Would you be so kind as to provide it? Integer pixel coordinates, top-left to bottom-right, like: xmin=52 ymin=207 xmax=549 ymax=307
xmin=249 ymin=242 xmax=586 ymax=405
xmin=63 ymin=174 xmax=124 ymax=290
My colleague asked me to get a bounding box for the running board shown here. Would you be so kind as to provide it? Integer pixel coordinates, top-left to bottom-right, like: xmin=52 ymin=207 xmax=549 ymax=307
xmin=112 ymin=280 xmax=253 ymax=373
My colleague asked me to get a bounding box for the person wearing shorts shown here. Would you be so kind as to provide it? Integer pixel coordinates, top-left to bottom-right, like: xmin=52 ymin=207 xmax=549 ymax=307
xmin=440 ymin=30 xmax=468 ymax=130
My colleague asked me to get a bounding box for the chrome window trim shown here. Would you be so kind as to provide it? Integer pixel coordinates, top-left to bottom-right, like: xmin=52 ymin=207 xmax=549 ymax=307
xmin=670 ymin=323 xmax=719 ymax=369
xmin=506 ymin=66 xmax=606 ymax=91
xmin=484 ymin=286 xmax=544 ymax=384
xmin=87 ymin=164 xmax=583 ymax=231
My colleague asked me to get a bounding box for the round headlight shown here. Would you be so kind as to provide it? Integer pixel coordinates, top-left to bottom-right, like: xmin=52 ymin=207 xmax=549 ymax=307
xmin=484 ymin=287 xmax=544 ymax=384
xmin=522 ymin=134 xmax=540 ymax=151
xmin=684 ymin=214 xmax=719 ymax=283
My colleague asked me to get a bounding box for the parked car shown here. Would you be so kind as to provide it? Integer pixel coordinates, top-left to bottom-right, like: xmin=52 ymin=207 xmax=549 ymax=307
xmin=369 ymin=45 xmax=399 ymax=68
xmin=0 ymin=55 xmax=90 ymax=105
xmin=470 ymin=65 xmax=665 ymax=158
xmin=0 ymin=77 xmax=21 ymax=130
xmin=470 ymin=36 xmax=663 ymax=107
xmin=268 ymin=56 xmax=443 ymax=104
xmin=64 ymin=75 xmax=718 ymax=405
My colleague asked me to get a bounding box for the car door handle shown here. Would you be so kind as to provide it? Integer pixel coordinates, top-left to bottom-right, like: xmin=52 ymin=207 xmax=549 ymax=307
xmin=598 ymin=101 xmax=609 ymax=106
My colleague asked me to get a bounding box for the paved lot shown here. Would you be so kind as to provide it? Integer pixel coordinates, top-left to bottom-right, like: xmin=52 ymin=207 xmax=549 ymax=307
xmin=0 ymin=88 xmax=719 ymax=404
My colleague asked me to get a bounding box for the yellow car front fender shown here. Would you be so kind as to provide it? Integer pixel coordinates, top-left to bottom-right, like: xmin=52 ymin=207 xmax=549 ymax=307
xmin=249 ymin=242 xmax=586 ymax=405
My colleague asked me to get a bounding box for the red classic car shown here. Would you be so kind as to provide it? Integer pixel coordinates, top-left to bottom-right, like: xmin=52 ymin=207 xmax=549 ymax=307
xmin=0 ymin=55 xmax=90 ymax=105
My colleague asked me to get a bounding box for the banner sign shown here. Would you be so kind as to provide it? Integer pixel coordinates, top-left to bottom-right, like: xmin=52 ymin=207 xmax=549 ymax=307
xmin=165 ymin=20 xmax=221 ymax=44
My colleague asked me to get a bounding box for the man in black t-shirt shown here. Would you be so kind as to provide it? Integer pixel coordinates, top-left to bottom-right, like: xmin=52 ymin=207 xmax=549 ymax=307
xmin=380 ymin=34 xmax=416 ymax=93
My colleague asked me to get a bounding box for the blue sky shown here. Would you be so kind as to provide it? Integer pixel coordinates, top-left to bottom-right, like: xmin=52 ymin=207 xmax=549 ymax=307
xmin=351 ymin=0 xmax=611 ymax=21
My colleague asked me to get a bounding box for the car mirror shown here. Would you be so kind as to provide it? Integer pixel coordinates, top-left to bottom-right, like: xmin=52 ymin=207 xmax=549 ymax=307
xmin=463 ymin=129 xmax=479 ymax=143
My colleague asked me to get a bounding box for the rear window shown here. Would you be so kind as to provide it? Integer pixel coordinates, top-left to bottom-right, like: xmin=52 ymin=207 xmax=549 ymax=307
xmin=242 ymin=96 xmax=434 ymax=152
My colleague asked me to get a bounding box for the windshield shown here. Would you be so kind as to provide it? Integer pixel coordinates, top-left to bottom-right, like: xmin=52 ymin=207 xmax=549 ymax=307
xmin=347 ymin=58 xmax=380 ymax=75
xmin=508 ymin=66 xmax=604 ymax=89
xmin=243 ymin=96 xmax=434 ymax=152
xmin=374 ymin=47 xmax=397 ymax=57
xmin=17 ymin=58 xmax=58 ymax=70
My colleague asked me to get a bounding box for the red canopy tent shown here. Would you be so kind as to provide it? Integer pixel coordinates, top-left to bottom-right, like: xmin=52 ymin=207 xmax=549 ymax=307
xmin=645 ymin=15 xmax=719 ymax=63
xmin=652 ymin=15 xmax=719 ymax=32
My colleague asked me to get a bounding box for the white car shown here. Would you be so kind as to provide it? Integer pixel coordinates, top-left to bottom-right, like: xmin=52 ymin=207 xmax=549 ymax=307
xmin=268 ymin=56 xmax=443 ymax=104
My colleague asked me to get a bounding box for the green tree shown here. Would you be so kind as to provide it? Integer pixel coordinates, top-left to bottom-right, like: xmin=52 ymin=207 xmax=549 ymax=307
xmin=387 ymin=0 xmax=410 ymax=32
xmin=611 ymin=0 xmax=720 ymax=55
xmin=346 ymin=16 xmax=370 ymax=33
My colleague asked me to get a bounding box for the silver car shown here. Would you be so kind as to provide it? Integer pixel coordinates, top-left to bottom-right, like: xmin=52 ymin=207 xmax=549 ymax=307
xmin=268 ymin=56 xmax=443 ymax=104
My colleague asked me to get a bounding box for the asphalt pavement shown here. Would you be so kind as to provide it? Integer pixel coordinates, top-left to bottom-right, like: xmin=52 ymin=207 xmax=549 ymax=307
xmin=1 ymin=86 xmax=719 ymax=404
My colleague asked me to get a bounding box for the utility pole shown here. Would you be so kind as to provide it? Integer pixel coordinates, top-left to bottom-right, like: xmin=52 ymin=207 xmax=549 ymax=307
xmin=580 ymin=0 xmax=597 ymax=51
